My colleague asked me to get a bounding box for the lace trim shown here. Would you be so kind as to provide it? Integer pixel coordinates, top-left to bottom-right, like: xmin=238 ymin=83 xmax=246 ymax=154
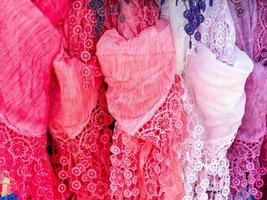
xmin=200 ymin=0 xmax=235 ymax=65
xmin=227 ymin=137 xmax=267 ymax=199
xmin=110 ymin=76 xmax=187 ymax=199
xmin=181 ymin=78 xmax=234 ymax=200
xmin=253 ymin=0 xmax=267 ymax=63
xmin=50 ymin=86 xmax=113 ymax=199
xmin=0 ymin=122 xmax=56 ymax=199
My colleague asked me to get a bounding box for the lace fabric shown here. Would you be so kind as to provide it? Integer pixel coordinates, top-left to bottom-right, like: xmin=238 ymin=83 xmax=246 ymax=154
xmin=200 ymin=0 xmax=236 ymax=65
xmin=227 ymin=137 xmax=266 ymax=200
xmin=253 ymin=1 xmax=267 ymax=63
xmin=226 ymin=63 xmax=267 ymax=199
xmin=161 ymin=1 xmax=253 ymax=199
xmin=110 ymin=76 xmax=187 ymax=199
xmin=0 ymin=122 xmax=56 ymax=199
xmin=260 ymin=135 xmax=267 ymax=199
xmin=50 ymin=86 xmax=113 ymax=200
xmin=183 ymin=43 xmax=252 ymax=200
xmin=181 ymin=79 xmax=233 ymax=200
xmin=227 ymin=1 xmax=267 ymax=199
xmin=42 ymin=0 xmax=120 ymax=198
xmin=97 ymin=1 xmax=188 ymax=198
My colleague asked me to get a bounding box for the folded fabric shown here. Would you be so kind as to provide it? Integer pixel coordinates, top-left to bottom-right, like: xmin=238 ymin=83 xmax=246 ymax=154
xmin=185 ymin=43 xmax=253 ymax=141
xmin=97 ymin=20 xmax=176 ymax=135
xmin=49 ymin=48 xmax=99 ymax=138
xmin=0 ymin=0 xmax=61 ymax=137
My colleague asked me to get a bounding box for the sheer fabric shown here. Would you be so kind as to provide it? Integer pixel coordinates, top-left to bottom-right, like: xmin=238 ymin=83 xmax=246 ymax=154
xmin=183 ymin=43 xmax=253 ymax=200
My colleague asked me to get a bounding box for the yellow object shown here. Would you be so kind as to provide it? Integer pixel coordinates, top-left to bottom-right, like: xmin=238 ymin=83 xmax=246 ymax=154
xmin=1 ymin=176 xmax=10 ymax=197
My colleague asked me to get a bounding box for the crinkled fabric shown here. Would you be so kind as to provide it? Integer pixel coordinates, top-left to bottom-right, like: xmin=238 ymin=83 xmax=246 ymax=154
xmin=49 ymin=48 xmax=99 ymax=138
xmin=0 ymin=0 xmax=61 ymax=199
xmin=0 ymin=0 xmax=61 ymax=137
xmin=97 ymin=21 xmax=175 ymax=135
xmin=33 ymin=0 xmax=69 ymax=26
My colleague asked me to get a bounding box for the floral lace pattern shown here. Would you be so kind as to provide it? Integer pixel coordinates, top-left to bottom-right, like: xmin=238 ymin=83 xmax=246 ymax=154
xmin=260 ymin=135 xmax=267 ymax=199
xmin=0 ymin=122 xmax=56 ymax=200
xmin=183 ymin=138 xmax=234 ymax=200
xmin=110 ymin=76 xmax=187 ymax=199
xmin=200 ymin=0 xmax=235 ymax=65
xmin=227 ymin=138 xmax=267 ymax=200
xmin=182 ymin=82 xmax=234 ymax=200
xmin=50 ymin=86 xmax=113 ymax=200
xmin=46 ymin=1 xmax=118 ymax=199
xmin=253 ymin=0 xmax=267 ymax=63
xmin=62 ymin=0 xmax=121 ymax=72
xmin=226 ymin=61 xmax=267 ymax=200
xmin=227 ymin=1 xmax=267 ymax=199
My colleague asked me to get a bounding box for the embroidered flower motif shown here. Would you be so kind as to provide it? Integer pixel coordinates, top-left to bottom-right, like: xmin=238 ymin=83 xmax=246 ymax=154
xmin=72 ymin=167 xmax=81 ymax=176
xmin=58 ymin=170 xmax=67 ymax=180
xmin=71 ymin=180 xmax=82 ymax=190
xmin=123 ymin=189 xmax=132 ymax=198
xmin=145 ymin=180 xmax=157 ymax=198
xmin=58 ymin=183 xmax=67 ymax=193
xmin=132 ymin=188 xmax=140 ymax=197
xmin=8 ymin=140 xmax=31 ymax=159
xmin=156 ymin=115 xmax=171 ymax=133
xmin=110 ymin=145 xmax=120 ymax=155
xmin=59 ymin=156 xmax=69 ymax=165
xmin=95 ymin=181 xmax=107 ymax=199
xmin=82 ymin=132 xmax=97 ymax=147
xmin=111 ymin=171 xmax=124 ymax=187
xmin=123 ymin=170 xmax=133 ymax=179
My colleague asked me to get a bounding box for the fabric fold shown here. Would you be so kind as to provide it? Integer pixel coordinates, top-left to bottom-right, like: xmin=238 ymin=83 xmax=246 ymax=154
xmin=0 ymin=0 xmax=61 ymax=137
xmin=96 ymin=21 xmax=176 ymax=135
xmin=49 ymin=48 xmax=99 ymax=138
xmin=185 ymin=44 xmax=253 ymax=141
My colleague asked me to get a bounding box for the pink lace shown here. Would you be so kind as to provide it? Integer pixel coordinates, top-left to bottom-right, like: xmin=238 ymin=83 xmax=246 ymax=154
xmin=253 ymin=0 xmax=267 ymax=63
xmin=50 ymin=86 xmax=113 ymax=199
xmin=226 ymin=63 xmax=267 ymax=199
xmin=227 ymin=1 xmax=267 ymax=199
xmin=44 ymin=1 xmax=120 ymax=199
xmin=227 ymin=138 xmax=266 ymax=199
xmin=0 ymin=122 xmax=56 ymax=199
xmin=110 ymin=76 xmax=187 ymax=199
xmin=260 ymin=135 xmax=267 ymax=199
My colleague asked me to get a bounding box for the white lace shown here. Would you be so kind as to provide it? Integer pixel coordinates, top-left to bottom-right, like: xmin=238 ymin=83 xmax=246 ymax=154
xmin=200 ymin=0 xmax=236 ymax=65
xmin=180 ymin=79 xmax=234 ymax=200
xmin=162 ymin=1 xmax=250 ymax=199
